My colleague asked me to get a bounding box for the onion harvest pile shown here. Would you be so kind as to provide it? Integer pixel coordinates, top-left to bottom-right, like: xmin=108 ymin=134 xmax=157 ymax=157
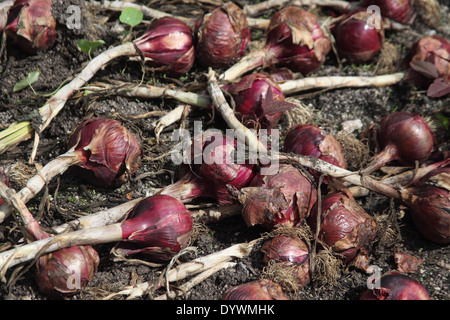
xmin=0 ymin=0 xmax=447 ymax=301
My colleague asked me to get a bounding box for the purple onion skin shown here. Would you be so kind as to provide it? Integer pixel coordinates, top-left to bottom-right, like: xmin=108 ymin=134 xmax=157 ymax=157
xmin=228 ymin=73 xmax=286 ymax=129
xmin=334 ymin=9 xmax=384 ymax=64
xmin=222 ymin=279 xmax=289 ymax=300
xmin=4 ymin=0 xmax=56 ymax=54
xmin=307 ymin=191 xmax=377 ymax=270
xmin=406 ymin=167 xmax=450 ymax=244
xmin=195 ymin=2 xmax=250 ymax=69
xmin=265 ymin=6 xmax=331 ymax=76
xmin=367 ymin=112 xmax=435 ymax=173
xmin=160 ymin=132 xmax=256 ymax=205
xmin=361 ymin=273 xmax=430 ymax=300
xmin=406 ymin=35 xmax=450 ymax=88
xmin=67 ymin=118 xmax=141 ymax=188
xmin=134 ymin=17 xmax=195 ymax=75
xmin=262 ymin=235 xmax=310 ymax=287
xmin=119 ymin=195 xmax=193 ymax=262
xmin=284 ymin=124 xmax=347 ymax=182
xmin=35 ymin=245 xmax=100 ymax=298
xmin=198 ymin=133 xmax=256 ymax=204
xmin=240 ymin=164 xmax=317 ymax=230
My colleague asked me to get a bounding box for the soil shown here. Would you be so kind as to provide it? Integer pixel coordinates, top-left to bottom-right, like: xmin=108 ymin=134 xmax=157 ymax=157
xmin=0 ymin=0 xmax=448 ymax=303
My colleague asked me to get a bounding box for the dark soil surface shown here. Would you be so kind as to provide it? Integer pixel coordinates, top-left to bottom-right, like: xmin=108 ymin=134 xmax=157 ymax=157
xmin=0 ymin=0 xmax=448 ymax=303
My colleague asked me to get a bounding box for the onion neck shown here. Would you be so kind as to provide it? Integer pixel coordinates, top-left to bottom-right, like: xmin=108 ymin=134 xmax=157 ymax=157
xmin=157 ymin=173 xmax=215 ymax=203
xmin=363 ymin=144 xmax=399 ymax=175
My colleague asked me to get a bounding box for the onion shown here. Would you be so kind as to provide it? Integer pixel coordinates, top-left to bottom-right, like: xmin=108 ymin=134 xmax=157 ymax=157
xmin=0 ymin=118 xmax=141 ymax=225
xmin=220 ymin=6 xmax=331 ymax=82
xmin=238 ymin=164 xmax=317 ymax=230
xmin=307 ymin=189 xmax=377 ymax=271
xmin=113 ymin=195 xmax=193 ymax=262
xmin=4 ymin=0 xmax=56 ymax=54
xmin=283 ymin=124 xmax=347 ymax=182
xmin=67 ymin=117 xmax=142 ymax=188
xmin=361 ymin=272 xmax=430 ymax=300
xmin=406 ymin=35 xmax=450 ymax=97
xmin=333 ymin=9 xmax=384 ymax=64
xmin=0 ymin=195 xmax=193 ymax=269
xmin=0 ymin=176 xmax=99 ymax=298
xmin=261 ymin=235 xmax=310 ymax=287
xmin=35 ymin=244 xmax=99 ymax=298
xmin=159 ymin=131 xmax=256 ymax=205
xmin=222 ymin=279 xmax=289 ymax=300
xmin=363 ymin=112 xmax=435 ymax=175
xmin=358 ymin=0 xmax=416 ymax=25
xmin=226 ymin=73 xmax=296 ymax=129
xmin=134 ymin=16 xmax=195 ymax=75
xmin=401 ymin=166 xmax=450 ymax=244
xmin=195 ymin=2 xmax=250 ymax=69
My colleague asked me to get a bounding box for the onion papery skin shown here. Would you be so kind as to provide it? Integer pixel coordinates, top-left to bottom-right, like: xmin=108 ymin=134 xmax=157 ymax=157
xmin=364 ymin=112 xmax=435 ymax=174
xmin=195 ymin=2 xmax=250 ymax=69
xmin=283 ymin=124 xmax=347 ymax=182
xmin=4 ymin=0 xmax=56 ymax=54
xmin=262 ymin=235 xmax=310 ymax=287
xmin=333 ymin=9 xmax=384 ymax=64
xmin=407 ymin=35 xmax=450 ymax=88
xmin=405 ymin=167 xmax=450 ymax=244
xmin=361 ymin=273 xmax=430 ymax=300
xmin=228 ymin=73 xmax=286 ymax=129
xmin=307 ymin=191 xmax=377 ymax=270
xmin=222 ymin=279 xmax=289 ymax=300
xmin=239 ymin=164 xmax=317 ymax=230
xmin=118 ymin=195 xmax=193 ymax=262
xmin=67 ymin=118 xmax=141 ymax=188
xmin=35 ymin=245 xmax=100 ymax=298
xmin=134 ymin=17 xmax=195 ymax=75
xmin=265 ymin=6 xmax=331 ymax=76
xmin=160 ymin=131 xmax=256 ymax=205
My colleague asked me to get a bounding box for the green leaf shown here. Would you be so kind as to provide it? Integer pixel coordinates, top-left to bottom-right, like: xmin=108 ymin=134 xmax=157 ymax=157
xmin=119 ymin=7 xmax=143 ymax=27
xmin=13 ymin=69 xmax=40 ymax=92
xmin=77 ymin=39 xmax=106 ymax=54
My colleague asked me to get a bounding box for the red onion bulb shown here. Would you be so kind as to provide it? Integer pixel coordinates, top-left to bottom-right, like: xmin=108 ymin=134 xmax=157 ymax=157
xmin=333 ymin=9 xmax=384 ymax=64
xmin=261 ymin=235 xmax=310 ymax=287
xmin=265 ymin=6 xmax=331 ymax=75
xmin=160 ymin=131 xmax=256 ymax=205
xmin=115 ymin=195 xmax=193 ymax=262
xmin=220 ymin=6 xmax=330 ymax=82
xmin=4 ymin=0 xmax=56 ymax=54
xmin=195 ymin=2 xmax=250 ymax=69
xmin=35 ymin=245 xmax=100 ymax=297
xmin=307 ymin=190 xmax=377 ymax=271
xmin=67 ymin=118 xmax=141 ymax=188
xmin=227 ymin=73 xmax=295 ymax=129
xmin=222 ymin=279 xmax=289 ymax=300
xmin=361 ymin=272 xmax=430 ymax=300
xmin=363 ymin=112 xmax=435 ymax=174
xmin=238 ymin=164 xmax=317 ymax=230
xmin=134 ymin=17 xmax=195 ymax=75
xmin=283 ymin=124 xmax=347 ymax=182
xmin=403 ymin=167 xmax=450 ymax=244
xmin=407 ymin=35 xmax=450 ymax=97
